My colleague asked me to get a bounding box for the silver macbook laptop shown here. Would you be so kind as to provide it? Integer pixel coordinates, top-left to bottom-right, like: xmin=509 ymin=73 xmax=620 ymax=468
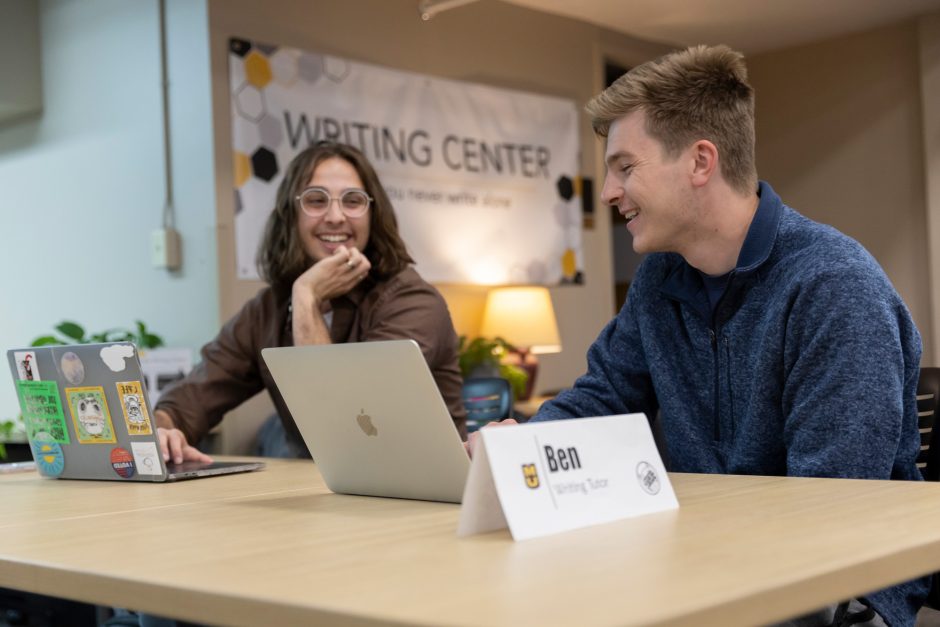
xmin=262 ymin=339 xmax=470 ymax=503
xmin=6 ymin=343 xmax=264 ymax=482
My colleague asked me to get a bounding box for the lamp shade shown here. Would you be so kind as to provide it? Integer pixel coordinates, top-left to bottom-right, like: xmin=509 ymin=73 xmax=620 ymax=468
xmin=479 ymin=286 xmax=561 ymax=354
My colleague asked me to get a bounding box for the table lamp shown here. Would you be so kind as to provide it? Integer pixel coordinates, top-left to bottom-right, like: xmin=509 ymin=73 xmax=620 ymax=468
xmin=479 ymin=286 xmax=561 ymax=400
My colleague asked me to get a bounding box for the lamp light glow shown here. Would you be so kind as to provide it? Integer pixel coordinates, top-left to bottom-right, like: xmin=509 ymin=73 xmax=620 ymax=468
xmin=479 ymin=286 xmax=561 ymax=354
xmin=479 ymin=286 xmax=561 ymax=400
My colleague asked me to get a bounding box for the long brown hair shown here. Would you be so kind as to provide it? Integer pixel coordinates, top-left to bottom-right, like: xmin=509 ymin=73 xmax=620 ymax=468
xmin=257 ymin=142 xmax=414 ymax=298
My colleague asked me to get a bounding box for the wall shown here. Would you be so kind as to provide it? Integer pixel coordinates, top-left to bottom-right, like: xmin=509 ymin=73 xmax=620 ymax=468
xmin=749 ymin=21 xmax=935 ymax=362
xmin=0 ymin=0 xmax=218 ymax=421
xmin=921 ymin=14 xmax=940 ymax=365
xmin=206 ymin=0 xmax=672 ymax=452
xmin=6 ymin=0 xmax=933 ymax=452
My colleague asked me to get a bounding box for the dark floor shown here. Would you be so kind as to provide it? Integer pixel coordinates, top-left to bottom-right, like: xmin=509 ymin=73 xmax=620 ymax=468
xmin=0 ymin=588 xmax=100 ymax=626
xmin=3 ymin=589 xmax=940 ymax=626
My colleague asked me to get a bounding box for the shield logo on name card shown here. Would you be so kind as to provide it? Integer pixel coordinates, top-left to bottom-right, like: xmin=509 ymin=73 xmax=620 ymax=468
xmin=522 ymin=463 xmax=540 ymax=489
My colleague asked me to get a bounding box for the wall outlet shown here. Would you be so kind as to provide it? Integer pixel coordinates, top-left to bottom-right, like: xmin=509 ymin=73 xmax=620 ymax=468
xmin=151 ymin=228 xmax=181 ymax=270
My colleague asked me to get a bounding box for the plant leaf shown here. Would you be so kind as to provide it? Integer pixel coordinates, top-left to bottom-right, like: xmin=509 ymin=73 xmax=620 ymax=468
xmin=56 ymin=321 xmax=86 ymax=342
xmin=31 ymin=335 xmax=61 ymax=347
xmin=108 ymin=330 xmax=134 ymax=343
xmin=500 ymin=363 xmax=529 ymax=399
xmin=142 ymin=332 xmax=164 ymax=349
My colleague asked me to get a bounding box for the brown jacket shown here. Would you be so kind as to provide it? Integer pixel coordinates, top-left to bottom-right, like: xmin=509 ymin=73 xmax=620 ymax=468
xmin=156 ymin=267 xmax=467 ymax=451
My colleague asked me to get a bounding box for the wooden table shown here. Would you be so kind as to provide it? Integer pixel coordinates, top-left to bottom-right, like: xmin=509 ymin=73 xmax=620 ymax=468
xmin=2 ymin=458 xmax=940 ymax=626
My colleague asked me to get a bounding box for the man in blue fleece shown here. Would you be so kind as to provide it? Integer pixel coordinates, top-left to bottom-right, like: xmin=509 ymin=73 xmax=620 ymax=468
xmin=479 ymin=45 xmax=928 ymax=625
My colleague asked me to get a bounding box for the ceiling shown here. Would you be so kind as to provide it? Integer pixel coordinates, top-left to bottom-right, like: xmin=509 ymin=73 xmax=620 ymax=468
xmin=500 ymin=0 xmax=940 ymax=54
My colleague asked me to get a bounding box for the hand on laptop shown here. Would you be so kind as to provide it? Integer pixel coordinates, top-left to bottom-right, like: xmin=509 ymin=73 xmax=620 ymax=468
xmin=155 ymin=409 xmax=213 ymax=465
xmin=463 ymin=418 xmax=519 ymax=458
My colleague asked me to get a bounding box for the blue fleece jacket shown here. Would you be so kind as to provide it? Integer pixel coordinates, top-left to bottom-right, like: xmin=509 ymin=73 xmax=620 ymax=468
xmin=534 ymin=181 xmax=928 ymax=625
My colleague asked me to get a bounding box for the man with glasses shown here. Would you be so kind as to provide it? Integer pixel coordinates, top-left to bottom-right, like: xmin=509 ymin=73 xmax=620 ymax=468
xmin=154 ymin=141 xmax=466 ymax=460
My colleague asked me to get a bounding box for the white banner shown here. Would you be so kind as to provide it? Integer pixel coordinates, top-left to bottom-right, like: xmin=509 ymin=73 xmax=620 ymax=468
xmin=228 ymin=38 xmax=582 ymax=285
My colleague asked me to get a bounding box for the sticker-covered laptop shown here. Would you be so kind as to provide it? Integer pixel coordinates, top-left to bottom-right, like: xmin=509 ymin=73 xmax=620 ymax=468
xmin=6 ymin=343 xmax=264 ymax=482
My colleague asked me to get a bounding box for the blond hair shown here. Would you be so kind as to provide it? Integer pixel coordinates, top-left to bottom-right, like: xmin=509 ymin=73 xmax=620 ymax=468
xmin=587 ymin=45 xmax=757 ymax=195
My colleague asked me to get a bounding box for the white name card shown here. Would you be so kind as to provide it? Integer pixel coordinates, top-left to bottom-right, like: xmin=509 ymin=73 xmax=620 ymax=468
xmin=457 ymin=414 xmax=678 ymax=541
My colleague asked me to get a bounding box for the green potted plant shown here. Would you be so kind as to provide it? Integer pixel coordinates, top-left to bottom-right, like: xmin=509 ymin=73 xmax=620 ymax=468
xmin=457 ymin=335 xmax=528 ymax=399
xmin=0 ymin=415 xmax=27 ymax=461
xmin=31 ymin=320 xmax=164 ymax=349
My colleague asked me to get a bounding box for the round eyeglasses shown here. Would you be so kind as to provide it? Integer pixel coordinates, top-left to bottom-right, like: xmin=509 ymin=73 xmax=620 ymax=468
xmin=295 ymin=187 xmax=372 ymax=218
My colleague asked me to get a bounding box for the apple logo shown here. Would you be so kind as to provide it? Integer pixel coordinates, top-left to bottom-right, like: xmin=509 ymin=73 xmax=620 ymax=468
xmin=356 ymin=408 xmax=378 ymax=436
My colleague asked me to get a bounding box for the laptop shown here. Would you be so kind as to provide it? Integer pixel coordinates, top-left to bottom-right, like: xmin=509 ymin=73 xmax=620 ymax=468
xmin=262 ymin=339 xmax=470 ymax=503
xmin=6 ymin=343 xmax=264 ymax=482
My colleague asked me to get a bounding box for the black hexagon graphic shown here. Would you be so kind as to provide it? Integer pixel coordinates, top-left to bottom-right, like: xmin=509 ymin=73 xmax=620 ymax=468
xmin=251 ymin=147 xmax=279 ymax=182
xmin=230 ymin=38 xmax=252 ymax=57
xmin=560 ymin=271 xmax=584 ymax=285
xmin=556 ymin=175 xmax=574 ymax=201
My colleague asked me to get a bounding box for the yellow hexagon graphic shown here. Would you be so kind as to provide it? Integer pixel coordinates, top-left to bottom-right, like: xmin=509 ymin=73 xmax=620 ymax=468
xmin=561 ymin=248 xmax=577 ymax=279
xmin=245 ymin=51 xmax=273 ymax=88
xmin=234 ymin=151 xmax=251 ymax=188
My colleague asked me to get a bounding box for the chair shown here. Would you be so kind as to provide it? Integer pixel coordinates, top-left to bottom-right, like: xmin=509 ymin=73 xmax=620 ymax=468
xmin=916 ymin=367 xmax=940 ymax=610
xmin=462 ymin=377 xmax=513 ymax=433
xmin=917 ymin=367 xmax=940 ymax=481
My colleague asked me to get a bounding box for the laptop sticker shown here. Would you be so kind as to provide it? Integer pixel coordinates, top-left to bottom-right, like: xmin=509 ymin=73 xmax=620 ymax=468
xmin=13 ymin=351 xmax=39 ymax=381
xmin=100 ymin=344 xmax=135 ymax=372
xmin=65 ymin=386 xmax=117 ymax=444
xmin=110 ymin=447 xmax=136 ymax=478
xmin=30 ymin=437 xmax=65 ymax=477
xmin=59 ymin=351 xmax=85 ymax=385
xmin=116 ymin=381 xmax=153 ymax=435
xmin=15 ymin=380 xmax=70 ymax=444
xmin=130 ymin=441 xmax=162 ymax=476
